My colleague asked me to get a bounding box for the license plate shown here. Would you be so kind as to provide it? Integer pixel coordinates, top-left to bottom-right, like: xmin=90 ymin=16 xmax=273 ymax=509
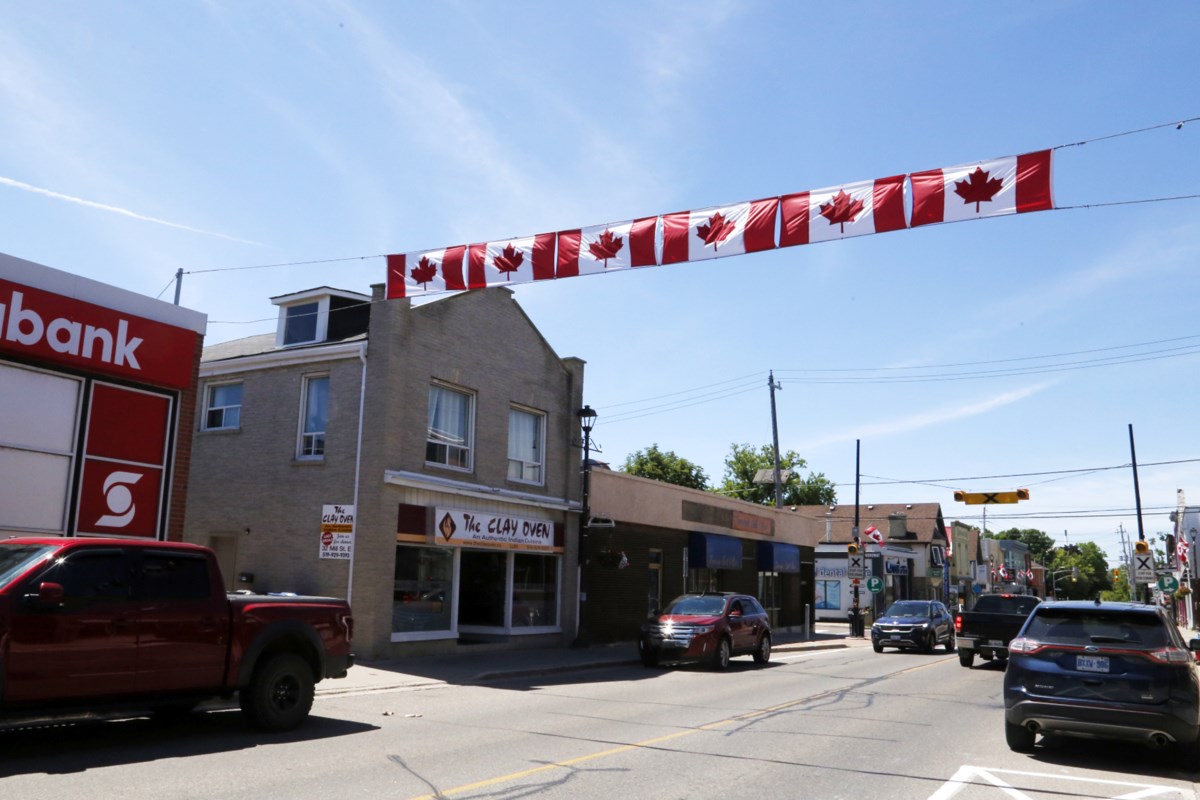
xmin=1077 ymin=655 xmax=1110 ymax=673
xmin=987 ymin=640 xmax=1003 ymax=647
xmin=891 ymin=634 xmax=901 ymax=640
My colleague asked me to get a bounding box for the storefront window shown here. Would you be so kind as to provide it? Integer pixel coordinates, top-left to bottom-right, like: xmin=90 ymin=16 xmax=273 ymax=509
xmin=393 ymin=546 xmax=453 ymax=633
xmin=512 ymin=553 xmax=557 ymax=627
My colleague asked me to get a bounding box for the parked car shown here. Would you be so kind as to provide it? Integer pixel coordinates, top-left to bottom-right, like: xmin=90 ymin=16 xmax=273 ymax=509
xmin=1003 ymin=600 xmax=1200 ymax=755
xmin=956 ymin=593 xmax=1042 ymax=667
xmin=638 ymin=592 xmax=771 ymax=670
xmin=871 ymin=600 xmax=956 ymax=653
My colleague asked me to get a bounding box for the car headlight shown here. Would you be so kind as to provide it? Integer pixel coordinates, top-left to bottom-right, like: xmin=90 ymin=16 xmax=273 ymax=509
xmin=692 ymin=625 xmax=715 ymax=634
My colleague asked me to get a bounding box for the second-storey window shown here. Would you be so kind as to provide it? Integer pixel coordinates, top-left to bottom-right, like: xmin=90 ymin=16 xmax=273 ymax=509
xmin=203 ymin=383 xmax=242 ymax=430
xmin=426 ymin=384 xmax=473 ymax=470
xmin=507 ymin=407 xmax=544 ymax=484
xmin=299 ymin=375 xmax=329 ymax=458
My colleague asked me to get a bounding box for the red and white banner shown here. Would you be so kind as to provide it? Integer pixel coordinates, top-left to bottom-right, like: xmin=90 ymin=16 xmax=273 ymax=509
xmin=779 ymin=175 xmax=906 ymax=246
xmin=469 ymin=233 xmax=556 ymax=288
xmin=556 ymin=217 xmax=657 ymax=277
xmin=661 ymin=198 xmax=778 ymax=264
xmin=387 ymin=245 xmax=468 ymax=298
xmin=1178 ymin=539 xmax=1189 ymax=564
xmin=384 ymin=150 xmax=1053 ymax=296
xmin=864 ymin=525 xmax=884 ymax=545
xmin=911 ymin=150 xmax=1053 ymax=227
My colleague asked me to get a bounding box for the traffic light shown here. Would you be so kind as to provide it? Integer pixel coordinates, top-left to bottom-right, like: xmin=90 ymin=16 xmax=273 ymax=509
xmin=847 ymin=542 xmax=859 ymax=555
xmin=952 ymin=490 xmax=1031 ymax=505
xmin=1134 ymin=539 xmax=1150 ymax=554
xmin=1113 ymin=568 xmax=1120 ymax=579
xmin=1071 ymin=566 xmax=1079 ymax=580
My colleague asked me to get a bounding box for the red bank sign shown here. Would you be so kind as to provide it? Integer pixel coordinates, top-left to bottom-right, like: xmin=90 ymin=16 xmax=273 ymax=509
xmin=0 ymin=279 xmax=197 ymax=389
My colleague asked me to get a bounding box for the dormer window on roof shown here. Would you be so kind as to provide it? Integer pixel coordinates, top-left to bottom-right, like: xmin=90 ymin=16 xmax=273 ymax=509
xmin=271 ymin=287 xmax=371 ymax=348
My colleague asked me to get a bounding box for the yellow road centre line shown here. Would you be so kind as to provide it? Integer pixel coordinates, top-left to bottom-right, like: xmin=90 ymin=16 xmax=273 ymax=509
xmin=404 ymin=657 xmax=945 ymax=800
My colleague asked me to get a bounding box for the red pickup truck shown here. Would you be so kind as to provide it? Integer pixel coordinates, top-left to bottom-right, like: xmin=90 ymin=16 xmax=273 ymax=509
xmin=0 ymin=537 xmax=353 ymax=731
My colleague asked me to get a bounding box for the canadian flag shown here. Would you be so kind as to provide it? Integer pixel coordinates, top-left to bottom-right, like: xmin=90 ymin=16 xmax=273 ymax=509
xmin=910 ymin=150 xmax=1053 ymax=227
xmin=467 ymin=233 xmax=556 ymax=288
xmin=556 ymin=217 xmax=657 ymax=277
xmin=1178 ymin=539 xmax=1189 ymax=564
xmin=998 ymin=566 xmax=1010 ymax=580
xmin=864 ymin=525 xmax=884 ymax=545
xmin=660 ymin=198 xmax=778 ymax=264
xmin=779 ymin=175 xmax=906 ymax=247
xmin=386 ymin=245 xmax=468 ymax=299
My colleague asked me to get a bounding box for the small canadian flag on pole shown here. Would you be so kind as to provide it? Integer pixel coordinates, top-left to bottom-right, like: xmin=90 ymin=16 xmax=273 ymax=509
xmin=864 ymin=525 xmax=884 ymax=545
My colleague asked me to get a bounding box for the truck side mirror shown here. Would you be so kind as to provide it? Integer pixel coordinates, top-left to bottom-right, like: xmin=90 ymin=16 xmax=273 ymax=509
xmin=36 ymin=581 xmax=65 ymax=608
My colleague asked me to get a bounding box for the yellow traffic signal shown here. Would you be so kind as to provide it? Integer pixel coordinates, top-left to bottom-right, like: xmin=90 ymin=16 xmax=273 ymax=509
xmin=1112 ymin=568 xmax=1120 ymax=579
xmin=847 ymin=542 xmax=859 ymax=555
xmin=1134 ymin=539 xmax=1150 ymax=554
xmin=953 ymin=490 xmax=1030 ymax=505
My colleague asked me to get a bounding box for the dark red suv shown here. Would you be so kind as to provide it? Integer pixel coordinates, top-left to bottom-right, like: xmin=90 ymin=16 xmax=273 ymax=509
xmin=638 ymin=592 xmax=772 ymax=670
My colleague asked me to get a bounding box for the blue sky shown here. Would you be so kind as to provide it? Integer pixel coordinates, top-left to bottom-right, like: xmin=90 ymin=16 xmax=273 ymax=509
xmin=3 ymin=2 xmax=1198 ymax=566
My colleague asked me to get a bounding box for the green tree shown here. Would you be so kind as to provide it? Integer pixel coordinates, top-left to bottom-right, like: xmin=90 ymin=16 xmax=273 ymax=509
xmin=621 ymin=444 xmax=709 ymax=490
xmin=1048 ymin=541 xmax=1111 ymax=600
xmin=717 ymin=443 xmax=836 ymax=506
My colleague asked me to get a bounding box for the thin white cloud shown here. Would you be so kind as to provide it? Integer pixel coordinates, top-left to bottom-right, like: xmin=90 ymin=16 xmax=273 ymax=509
xmin=805 ymin=382 xmax=1054 ymax=450
xmin=0 ymin=176 xmax=261 ymax=245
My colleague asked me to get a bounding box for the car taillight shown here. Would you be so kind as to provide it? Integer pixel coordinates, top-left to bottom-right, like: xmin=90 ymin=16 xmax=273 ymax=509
xmin=1008 ymin=638 xmax=1044 ymax=655
xmin=1146 ymin=647 xmax=1193 ymax=665
xmin=954 ymin=614 xmax=962 ymax=634
xmin=340 ymin=613 xmax=354 ymax=642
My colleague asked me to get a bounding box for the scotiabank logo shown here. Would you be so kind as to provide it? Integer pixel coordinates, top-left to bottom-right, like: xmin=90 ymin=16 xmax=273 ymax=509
xmin=78 ymin=462 xmax=162 ymax=538
xmin=0 ymin=280 xmax=197 ymax=390
xmin=1 ymin=290 xmax=142 ymax=368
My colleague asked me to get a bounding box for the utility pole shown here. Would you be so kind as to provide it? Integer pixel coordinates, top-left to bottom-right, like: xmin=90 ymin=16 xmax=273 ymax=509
xmin=768 ymin=371 xmax=783 ymax=508
xmin=173 ymin=268 xmax=183 ymax=305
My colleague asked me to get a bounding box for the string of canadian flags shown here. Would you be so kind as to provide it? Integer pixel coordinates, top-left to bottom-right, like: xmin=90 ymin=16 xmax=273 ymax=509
xmin=386 ymin=149 xmax=1054 ymax=299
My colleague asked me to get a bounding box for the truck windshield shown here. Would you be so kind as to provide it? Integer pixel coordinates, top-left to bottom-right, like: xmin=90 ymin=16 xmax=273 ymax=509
xmin=0 ymin=543 xmax=57 ymax=591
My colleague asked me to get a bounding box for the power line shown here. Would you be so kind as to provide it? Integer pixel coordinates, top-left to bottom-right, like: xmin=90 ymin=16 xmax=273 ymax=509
xmin=856 ymin=458 xmax=1200 ymax=487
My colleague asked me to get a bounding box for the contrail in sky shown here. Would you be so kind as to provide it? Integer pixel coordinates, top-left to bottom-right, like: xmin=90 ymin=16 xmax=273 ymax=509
xmin=0 ymin=175 xmax=261 ymax=245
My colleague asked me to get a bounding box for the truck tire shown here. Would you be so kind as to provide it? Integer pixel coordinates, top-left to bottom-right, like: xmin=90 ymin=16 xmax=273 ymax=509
xmin=959 ymin=650 xmax=974 ymax=668
xmin=240 ymin=652 xmax=315 ymax=732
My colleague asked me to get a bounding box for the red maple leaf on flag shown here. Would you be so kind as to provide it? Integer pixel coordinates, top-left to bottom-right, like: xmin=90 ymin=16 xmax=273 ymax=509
xmin=696 ymin=211 xmax=737 ymax=251
xmin=953 ymin=166 xmax=1004 ymax=212
xmin=410 ymin=256 xmax=437 ymax=287
xmin=492 ymin=243 xmax=525 ymax=280
xmin=818 ymin=190 xmax=865 ymax=233
xmin=587 ymin=229 xmax=624 ymax=267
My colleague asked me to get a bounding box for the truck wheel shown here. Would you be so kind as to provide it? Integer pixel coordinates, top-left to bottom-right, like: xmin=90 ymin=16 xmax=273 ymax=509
xmin=959 ymin=650 xmax=974 ymax=668
xmin=240 ymin=652 xmax=315 ymax=732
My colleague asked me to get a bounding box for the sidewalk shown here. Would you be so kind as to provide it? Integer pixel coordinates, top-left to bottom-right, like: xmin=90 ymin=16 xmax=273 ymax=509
xmin=318 ymin=624 xmax=867 ymax=696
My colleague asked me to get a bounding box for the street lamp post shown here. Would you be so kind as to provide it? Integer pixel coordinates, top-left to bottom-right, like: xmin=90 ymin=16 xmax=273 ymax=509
xmin=1050 ymin=567 xmax=1078 ymax=599
xmin=574 ymin=405 xmax=598 ymax=647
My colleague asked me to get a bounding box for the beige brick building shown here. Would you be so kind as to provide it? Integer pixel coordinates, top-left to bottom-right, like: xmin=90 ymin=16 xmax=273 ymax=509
xmin=185 ymin=285 xmax=585 ymax=659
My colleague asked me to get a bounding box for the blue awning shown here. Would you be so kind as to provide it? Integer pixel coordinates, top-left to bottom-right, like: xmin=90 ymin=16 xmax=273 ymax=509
xmin=757 ymin=541 xmax=801 ymax=573
xmin=689 ymin=532 xmax=742 ymax=570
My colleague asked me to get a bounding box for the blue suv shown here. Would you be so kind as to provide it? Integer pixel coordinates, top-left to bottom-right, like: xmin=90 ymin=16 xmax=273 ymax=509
xmin=1003 ymin=600 xmax=1200 ymax=755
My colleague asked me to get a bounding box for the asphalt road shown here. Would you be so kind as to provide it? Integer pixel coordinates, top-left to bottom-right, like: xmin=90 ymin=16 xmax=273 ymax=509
xmin=2 ymin=646 xmax=1199 ymax=799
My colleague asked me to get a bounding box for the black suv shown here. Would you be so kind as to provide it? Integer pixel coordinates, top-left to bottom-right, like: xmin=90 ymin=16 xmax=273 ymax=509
xmin=638 ymin=592 xmax=772 ymax=670
xmin=1003 ymin=600 xmax=1200 ymax=754
xmin=871 ymin=600 xmax=956 ymax=653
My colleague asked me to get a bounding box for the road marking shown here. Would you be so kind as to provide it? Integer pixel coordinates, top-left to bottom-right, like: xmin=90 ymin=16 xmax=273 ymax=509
xmin=928 ymin=766 xmax=1190 ymax=800
xmin=402 ymin=656 xmax=949 ymax=800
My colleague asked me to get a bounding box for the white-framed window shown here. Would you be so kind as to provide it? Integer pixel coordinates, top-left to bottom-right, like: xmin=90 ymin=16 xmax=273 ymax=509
xmin=426 ymin=384 xmax=473 ymax=470
xmin=282 ymin=301 xmax=320 ymax=346
xmin=298 ymin=374 xmax=329 ymax=459
xmin=202 ymin=382 xmax=242 ymax=431
xmin=507 ymin=406 xmax=545 ymax=484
